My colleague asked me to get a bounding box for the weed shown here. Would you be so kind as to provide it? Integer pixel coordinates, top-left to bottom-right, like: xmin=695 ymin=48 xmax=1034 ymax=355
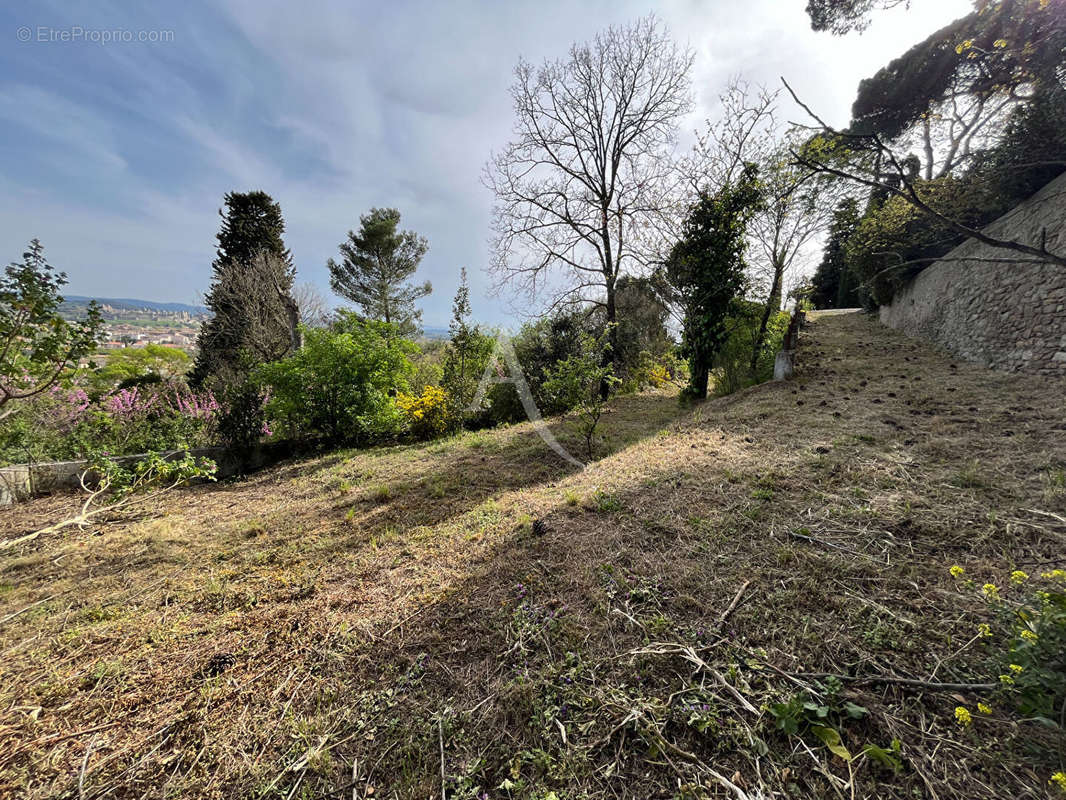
xmin=590 ymin=489 xmax=622 ymax=513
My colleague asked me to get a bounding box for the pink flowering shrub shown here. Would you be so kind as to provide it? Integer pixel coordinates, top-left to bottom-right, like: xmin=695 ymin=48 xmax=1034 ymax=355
xmin=0 ymin=379 xmax=221 ymax=465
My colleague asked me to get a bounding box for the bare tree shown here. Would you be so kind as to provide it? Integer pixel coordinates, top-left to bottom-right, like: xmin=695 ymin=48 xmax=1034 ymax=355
xmin=292 ymin=282 xmax=331 ymax=329
xmin=485 ymin=15 xmax=693 ymax=386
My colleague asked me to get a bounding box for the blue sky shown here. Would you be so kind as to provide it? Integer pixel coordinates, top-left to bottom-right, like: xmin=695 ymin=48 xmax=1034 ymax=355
xmin=1 ymin=0 xmax=971 ymax=327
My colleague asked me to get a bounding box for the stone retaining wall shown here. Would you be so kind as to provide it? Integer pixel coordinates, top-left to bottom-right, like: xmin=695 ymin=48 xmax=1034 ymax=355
xmin=879 ymin=171 xmax=1066 ymax=375
xmin=0 ymin=441 xmax=293 ymax=506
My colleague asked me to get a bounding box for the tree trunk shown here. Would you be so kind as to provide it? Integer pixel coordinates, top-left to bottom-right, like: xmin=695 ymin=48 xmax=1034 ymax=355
xmin=750 ymin=260 xmax=785 ymax=376
xmin=690 ymin=359 xmax=709 ymax=400
xmin=601 ymin=272 xmax=617 ymax=400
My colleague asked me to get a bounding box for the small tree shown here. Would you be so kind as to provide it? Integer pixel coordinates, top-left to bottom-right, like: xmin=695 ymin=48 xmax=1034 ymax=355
xmin=327 ymin=208 xmax=431 ymax=337
xmin=1 ymin=240 xmax=103 ymax=419
xmin=666 ymin=166 xmax=764 ymax=400
xmin=544 ymin=329 xmax=620 ymax=461
xmin=442 ymin=268 xmax=494 ymax=421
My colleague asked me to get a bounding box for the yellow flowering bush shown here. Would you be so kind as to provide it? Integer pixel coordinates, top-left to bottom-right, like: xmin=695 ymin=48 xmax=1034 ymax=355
xmin=955 ymin=567 xmax=1066 ymax=723
xmin=395 ymin=385 xmax=452 ymax=440
xmin=1051 ymin=772 xmax=1066 ymax=792
xmin=953 ymin=706 xmax=972 ymax=727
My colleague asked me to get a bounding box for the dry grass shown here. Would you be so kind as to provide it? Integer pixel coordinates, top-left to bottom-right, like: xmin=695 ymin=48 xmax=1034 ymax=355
xmin=1 ymin=312 xmax=1064 ymax=799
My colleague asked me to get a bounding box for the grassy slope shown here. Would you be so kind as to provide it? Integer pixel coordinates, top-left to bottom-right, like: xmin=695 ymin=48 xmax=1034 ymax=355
xmin=1 ymin=312 xmax=1064 ymax=799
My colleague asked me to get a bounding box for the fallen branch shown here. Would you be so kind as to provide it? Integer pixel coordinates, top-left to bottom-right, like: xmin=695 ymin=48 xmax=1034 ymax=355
xmin=717 ymin=580 xmax=751 ymax=627
xmin=784 ymin=671 xmax=997 ymax=692
xmin=0 ymin=594 xmax=54 ymax=626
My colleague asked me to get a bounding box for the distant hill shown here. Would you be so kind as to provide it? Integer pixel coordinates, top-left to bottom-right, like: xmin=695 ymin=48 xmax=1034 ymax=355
xmin=63 ymin=296 xmax=207 ymax=314
xmin=421 ymin=326 xmax=450 ymax=340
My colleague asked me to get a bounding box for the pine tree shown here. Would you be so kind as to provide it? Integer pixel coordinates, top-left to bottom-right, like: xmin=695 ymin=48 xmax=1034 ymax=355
xmin=810 ymin=198 xmax=861 ymax=309
xmin=326 ymin=208 xmax=431 ymax=337
xmin=191 ymin=191 xmax=297 ymax=389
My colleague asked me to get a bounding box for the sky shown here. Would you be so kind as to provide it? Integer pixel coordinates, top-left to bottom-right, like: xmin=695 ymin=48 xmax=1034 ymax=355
xmin=0 ymin=0 xmax=973 ymax=328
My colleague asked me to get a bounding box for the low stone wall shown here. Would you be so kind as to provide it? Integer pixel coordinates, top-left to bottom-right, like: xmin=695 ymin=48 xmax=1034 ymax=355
xmin=879 ymin=172 xmax=1066 ymax=375
xmin=0 ymin=441 xmax=294 ymax=506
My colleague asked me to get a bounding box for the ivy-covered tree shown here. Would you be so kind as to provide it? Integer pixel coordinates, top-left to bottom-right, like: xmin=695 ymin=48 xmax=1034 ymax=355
xmin=666 ymin=165 xmax=763 ymax=400
xmin=1 ymin=240 xmax=103 ymax=418
xmin=191 ymin=191 xmax=297 ymax=389
xmin=327 ymin=208 xmax=431 ymax=337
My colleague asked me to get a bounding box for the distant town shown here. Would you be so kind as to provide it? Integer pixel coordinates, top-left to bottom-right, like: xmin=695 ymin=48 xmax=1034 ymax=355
xmin=59 ymin=296 xmax=208 ymax=354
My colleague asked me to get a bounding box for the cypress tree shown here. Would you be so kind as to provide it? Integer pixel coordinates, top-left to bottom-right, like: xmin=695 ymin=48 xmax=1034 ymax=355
xmin=191 ymin=191 xmax=296 ymax=389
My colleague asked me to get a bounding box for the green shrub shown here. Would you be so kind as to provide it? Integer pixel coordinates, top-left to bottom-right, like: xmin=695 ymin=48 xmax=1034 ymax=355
xmin=256 ymin=317 xmax=412 ymax=444
xmin=543 ymin=330 xmax=620 ymax=460
xmin=712 ymin=303 xmax=788 ymax=396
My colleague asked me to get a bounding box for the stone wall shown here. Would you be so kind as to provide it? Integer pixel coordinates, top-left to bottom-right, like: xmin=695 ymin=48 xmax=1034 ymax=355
xmin=0 ymin=441 xmax=294 ymax=506
xmin=879 ymin=171 xmax=1066 ymax=375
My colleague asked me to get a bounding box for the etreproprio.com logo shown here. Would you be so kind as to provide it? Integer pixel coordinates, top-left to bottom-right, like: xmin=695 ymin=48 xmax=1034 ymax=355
xmin=16 ymin=26 xmax=175 ymax=44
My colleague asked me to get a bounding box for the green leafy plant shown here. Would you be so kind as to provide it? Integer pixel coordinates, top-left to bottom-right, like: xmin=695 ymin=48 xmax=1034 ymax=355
xmin=1 ymin=239 xmax=103 ymax=418
xmin=543 ymin=329 xmax=620 ymax=460
xmin=958 ymin=568 xmax=1066 ymax=722
xmin=256 ymin=315 xmax=412 ymax=443
xmin=768 ymin=691 xmax=867 ymax=762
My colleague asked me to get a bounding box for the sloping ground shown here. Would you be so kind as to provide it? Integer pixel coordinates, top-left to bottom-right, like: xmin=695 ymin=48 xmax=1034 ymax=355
xmin=1 ymin=311 xmax=1064 ymax=799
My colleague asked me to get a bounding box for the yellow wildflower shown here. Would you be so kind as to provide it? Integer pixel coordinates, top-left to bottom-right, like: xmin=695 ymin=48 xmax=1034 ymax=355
xmin=1051 ymin=772 xmax=1066 ymax=791
xmin=1039 ymin=0 xmax=1050 ymax=8
xmin=1020 ymin=630 xmax=1038 ymax=643
xmin=1009 ymin=570 xmax=1028 ymax=585
xmin=999 ymin=673 xmax=1014 ymax=685
xmin=977 ymin=623 xmax=992 ymax=638
xmin=954 ymin=706 xmax=972 ymax=726
xmin=976 ymin=702 xmax=992 ymax=714
xmin=955 ymin=39 xmax=974 ymax=54
xmin=1041 ymin=569 xmax=1066 ymax=582
xmin=1008 ymin=663 xmax=1024 ymax=674
xmin=949 ymin=565 xmax=966 ymax=578
xmin=981 ymin=583 xmax=999 ymax=600
xmin=993 ymin=38 xmax=1008 ymax=48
